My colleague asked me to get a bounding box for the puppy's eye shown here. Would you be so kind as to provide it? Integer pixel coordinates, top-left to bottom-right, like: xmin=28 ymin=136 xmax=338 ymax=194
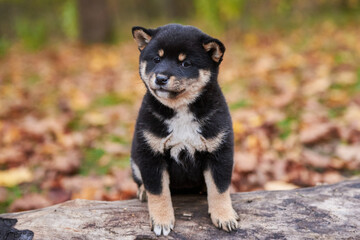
xmin=181 ymin=60 xmax=191 ymax=68
xmin=153 ymin=56 xmax=161 ymax=63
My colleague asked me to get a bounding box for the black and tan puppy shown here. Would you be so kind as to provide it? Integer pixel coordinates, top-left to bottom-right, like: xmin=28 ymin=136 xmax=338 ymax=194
xmin=130 ymin=24 xmax=239 ymax=236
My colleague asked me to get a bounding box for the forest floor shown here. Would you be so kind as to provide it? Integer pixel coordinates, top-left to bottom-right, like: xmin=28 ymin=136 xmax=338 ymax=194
xmin=1 ymin=20 xmax=360 ymax=213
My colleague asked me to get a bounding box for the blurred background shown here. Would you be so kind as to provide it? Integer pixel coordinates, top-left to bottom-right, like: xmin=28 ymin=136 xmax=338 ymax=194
xmin=1 ymin=0 xmax=360 ymax=213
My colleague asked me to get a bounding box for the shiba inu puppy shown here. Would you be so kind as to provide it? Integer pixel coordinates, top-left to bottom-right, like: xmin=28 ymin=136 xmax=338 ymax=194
xmin=131 ymin=24 xmax=239 ymax=236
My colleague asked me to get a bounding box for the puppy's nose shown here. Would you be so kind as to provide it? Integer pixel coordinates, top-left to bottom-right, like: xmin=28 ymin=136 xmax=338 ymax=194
xmin=155 ymin=75 xmax=169 ymax=86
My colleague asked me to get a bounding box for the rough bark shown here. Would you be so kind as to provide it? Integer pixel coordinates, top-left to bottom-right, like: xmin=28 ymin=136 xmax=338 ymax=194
xmin=1 ymin=180 xmax=360 ymax=240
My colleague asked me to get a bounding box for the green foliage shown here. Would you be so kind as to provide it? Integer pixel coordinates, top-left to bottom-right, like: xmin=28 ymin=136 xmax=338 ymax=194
xmin=93 ymin=93 xmax=133 ymax=107
xmin=277 ymin=117 xmax=296 ymax=140
xmin=110 ymin=135 xmax=129 ymax=145
xmin=0 ymin=186 xmax=23 ymax=213
xmin=276 ymin=0 xmax=292 ymax=15
xmin=0 ymin=38 xmax=10 ymax=57
xmin=15 ymin=18 xmax=48 ymax=50
xmin=67 ymin=113 xmax=85 ymax=131
xmin=80 ymin=148 xmax=106 ymax=175
xmin=356 ymin=69 xmax=360 ymax=91
xmin=113 ymin=156 xmax=131 ymax=169
xmin=80 ymin=147 xmax=130 ymax=176
xmin=328 ymin=107 xmax=346 ymax=119
xmin=194 ymin=0 xmax=221 ymax=31
xmin=61 ymin=0 xmax=78 ymax=40
xmin=219 ymin=0 xmax=245 ymax=22
xmin=194 ymin=0 xmax=244 ymax=31
xmin=230 ymin=99 xmax=250 ymax=110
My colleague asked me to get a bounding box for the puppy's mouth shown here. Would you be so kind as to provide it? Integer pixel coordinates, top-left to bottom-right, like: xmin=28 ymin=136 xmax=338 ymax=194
xmin=152 ymin=88 xmax=185 ymax=99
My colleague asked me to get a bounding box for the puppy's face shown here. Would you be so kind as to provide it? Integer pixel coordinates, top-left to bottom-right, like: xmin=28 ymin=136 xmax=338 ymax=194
xmin=132 ymin=24 xmax=225 ymax=108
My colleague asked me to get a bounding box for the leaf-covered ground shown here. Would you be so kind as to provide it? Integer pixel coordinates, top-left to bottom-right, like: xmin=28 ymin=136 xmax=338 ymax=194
xmin=1 ymin=21 xmax=360 ymax=213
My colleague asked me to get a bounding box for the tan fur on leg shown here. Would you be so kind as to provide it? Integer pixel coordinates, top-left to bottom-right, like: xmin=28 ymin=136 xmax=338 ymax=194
xmin=147 ymin=171 xmax=175 ymax=236
xmin=204 ymin=170 xmax=239 ymax=232
xmin=137 ymin=185 xmax=147 ymax=202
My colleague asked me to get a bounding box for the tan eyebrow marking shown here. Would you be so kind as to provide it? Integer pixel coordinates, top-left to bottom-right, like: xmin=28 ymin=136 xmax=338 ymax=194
xmin=178 ymin=53 xmax=186 ymax=62
xmin=158 ymin=49 xmax=164 ymax=57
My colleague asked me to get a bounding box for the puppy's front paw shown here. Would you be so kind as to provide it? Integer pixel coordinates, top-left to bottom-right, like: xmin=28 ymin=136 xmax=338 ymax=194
xmin=150 ymin=212 xmax=175 ymax=236
xmin=209 ymin=206 xmax=239 ymax=232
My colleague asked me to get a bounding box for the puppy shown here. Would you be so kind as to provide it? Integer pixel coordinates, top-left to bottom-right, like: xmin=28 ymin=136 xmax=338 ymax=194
xmin=130 ymin=24 xmax=239 ymax=236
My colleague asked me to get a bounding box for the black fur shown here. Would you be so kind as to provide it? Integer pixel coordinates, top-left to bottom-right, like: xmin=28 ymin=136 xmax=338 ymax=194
xmin=131 ymin=24 xmax=233 ymax=196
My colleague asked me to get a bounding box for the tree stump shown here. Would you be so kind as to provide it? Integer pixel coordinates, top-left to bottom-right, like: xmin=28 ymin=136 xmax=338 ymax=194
xmin=1 ymin=180 xmax=360 ymax=239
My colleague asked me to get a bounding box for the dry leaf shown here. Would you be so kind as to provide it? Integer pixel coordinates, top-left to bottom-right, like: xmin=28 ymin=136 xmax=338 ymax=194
xmin=0 ymin=146 xmax=24 ymax=164
xmin=84 ymin=111 xmax=109 ymax=126
xmin=47 ymin=150 xmax=81 ymax=174
xmin=264 ymin=181 xmax=299 ymax=191
xmin=301 ymin=149 xmax=332 ymax=168
xmin=9 ymin=194 xmax=51 ymax=212
xmin=47 ymin=188 xmax=71 ymax=204
xmin=333 ymin=71 xmax=356 ymax=85
xmin=300 ymin=122 xmax=336 ymax=144
xmin=302 ymin=77 xmax=330 ymax=96
xmin=72 ymin=186 xmax=103 ymax=200
xmin=0 ymin=167 xmax=33 ymax=187
xmin=103 ymin=142 xmax=129 ymax=155
xmin=322 ymin=171 xmax=344 ymax=184
xmin=336 ymin=144 xmax=360 ymax=162
xmin=234 ymin=151 xmax=257 ymax=172
xmin=0 ymin=187 xmax=8 ymax=202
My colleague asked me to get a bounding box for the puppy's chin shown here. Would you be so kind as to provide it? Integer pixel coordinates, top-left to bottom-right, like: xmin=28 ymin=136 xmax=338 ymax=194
xmin=155 ymin=90 xmax=171 ymax=99
xmin=153 ymin=89 xmax=185 ymax=99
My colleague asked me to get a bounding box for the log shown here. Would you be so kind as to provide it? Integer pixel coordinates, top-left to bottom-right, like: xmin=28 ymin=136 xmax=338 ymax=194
xmin=1 ymin=180 xmax=360 ymax=240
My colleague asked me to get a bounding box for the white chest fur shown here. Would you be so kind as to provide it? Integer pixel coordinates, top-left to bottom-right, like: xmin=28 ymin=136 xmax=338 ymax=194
xmin=164 ymin=106 xmax=206 ymax=161
xmin=143 ymin=107 xmax=226 ymax=164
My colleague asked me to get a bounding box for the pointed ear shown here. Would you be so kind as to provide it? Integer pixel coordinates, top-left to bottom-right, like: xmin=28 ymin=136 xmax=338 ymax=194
xmin=203 ymin=38 xmax=225 ymax=63
xmin=132 ymin=26 xmax=153 ymax=51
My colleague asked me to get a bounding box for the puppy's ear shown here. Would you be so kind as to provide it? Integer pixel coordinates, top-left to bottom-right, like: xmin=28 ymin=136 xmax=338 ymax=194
xmin=132 ymin=26 xmax=153 ymax=51
xmin=203 ymin=38 xmax=226 ymax=63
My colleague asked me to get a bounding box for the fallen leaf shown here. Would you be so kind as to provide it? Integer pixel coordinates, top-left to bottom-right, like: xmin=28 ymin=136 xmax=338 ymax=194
xmin=322 ymin=171 xmax=344 ymax=184
xmin=61 ymin=175 xmax=115 ymax=200
xmin=234 ymin=151 xmax=258 ymax=172
xmin=302 ymin=77 xmax=330 ymax=96
xmin=47 ymin=188 xmax=71 ymax=204
xmin=0 ymin=146 xmax=25 ymax=164
xmin=2 ymin=126 xmax=21 ymax=144
xmin=0 ymin=167 xmax=33 ymax=187
xmin=47 ymin=150 xmax=81 ymax=174
xmin=0 ymin=187 xmax=8 ymax=202
xmin=84 ymin=111 xmax=109 ymax=126
xmin=300 ymin=122 xmax=336 ymax=144
xmin=72 ymin=186 xmax=103 ymax=200
xmin=336 ymin=144 xmax=360 ymax=162
xmin=9 ymin=194 xmax=51 ymax=212
xmin=301 ymin=149 xmax=332 ymax=168
xmin=332 ymin=70 xmax=356 ymax=85
xmin=117 ymin=178 xmax=137 ymax=200
xmin=103 ymin=142 xmax=129 ymax=155
xmin=68 ymin=89 xmax=90 ymax=111
xmin=327 ymin=89 xmax=350 ymax=107
xmin=253 ymin=55 xmax=276 ymax=75
xmin=264 ymin=181 xmax=299 ymax=191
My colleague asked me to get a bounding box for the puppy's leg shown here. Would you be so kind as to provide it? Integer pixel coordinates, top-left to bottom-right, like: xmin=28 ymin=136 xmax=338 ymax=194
xmin=137 ymin=184 xmax=147 ymax=202
xmin=131 ymin=160 xmax=147 ymax=202
xmin=204 ymin=170 xmax=239 ymax=232
xmin=147 ymin=170 xmax=175 ymax=236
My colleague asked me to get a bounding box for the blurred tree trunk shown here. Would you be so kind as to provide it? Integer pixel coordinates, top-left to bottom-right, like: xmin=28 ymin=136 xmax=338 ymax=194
xmin=77 ymin=0 xmax=114 ymax=43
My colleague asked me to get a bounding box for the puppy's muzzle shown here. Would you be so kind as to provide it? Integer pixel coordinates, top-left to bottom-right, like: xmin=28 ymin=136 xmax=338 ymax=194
xmin=155 ymin=75 xmax=169 ymax=86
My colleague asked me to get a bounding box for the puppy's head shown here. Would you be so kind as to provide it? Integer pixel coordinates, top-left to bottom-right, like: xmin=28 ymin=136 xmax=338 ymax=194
xmin=132 ymin=24 xmax=225 ymax=108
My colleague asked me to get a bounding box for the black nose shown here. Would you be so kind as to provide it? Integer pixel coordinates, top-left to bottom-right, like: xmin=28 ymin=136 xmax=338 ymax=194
xmin=155 ymin=75 xmax=169 ymax=86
